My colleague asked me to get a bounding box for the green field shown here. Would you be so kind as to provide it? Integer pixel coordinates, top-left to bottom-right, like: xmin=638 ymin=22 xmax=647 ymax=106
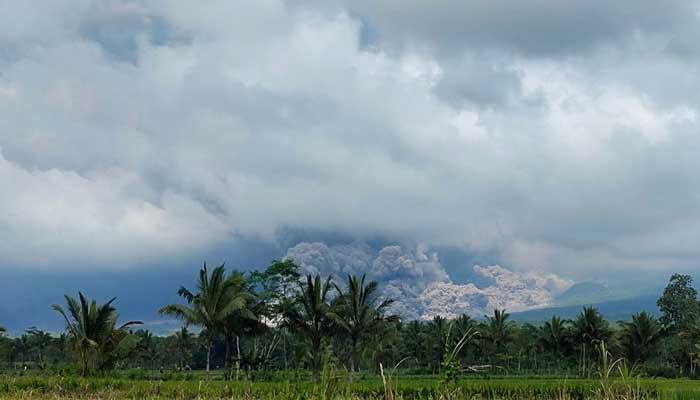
xmin=1 ymin=375 xmax=700 ymax=400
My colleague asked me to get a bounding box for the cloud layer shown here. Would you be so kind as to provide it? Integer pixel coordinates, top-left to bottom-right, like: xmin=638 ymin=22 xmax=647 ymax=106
xmin=1 ymin=1 xmax=700 ymax=281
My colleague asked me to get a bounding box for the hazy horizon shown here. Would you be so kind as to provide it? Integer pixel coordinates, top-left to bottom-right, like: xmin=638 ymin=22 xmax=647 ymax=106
xmin=3 ymin=1 xmax=700 ymax=333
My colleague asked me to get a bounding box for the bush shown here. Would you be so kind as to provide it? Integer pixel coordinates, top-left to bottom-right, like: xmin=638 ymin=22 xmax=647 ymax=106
xmin=641 ymin=363 xmax=681 ymax=379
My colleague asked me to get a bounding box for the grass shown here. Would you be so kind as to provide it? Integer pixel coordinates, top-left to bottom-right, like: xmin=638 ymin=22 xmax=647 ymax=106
xmin=0 ymin=374 xmax=699 ymax=399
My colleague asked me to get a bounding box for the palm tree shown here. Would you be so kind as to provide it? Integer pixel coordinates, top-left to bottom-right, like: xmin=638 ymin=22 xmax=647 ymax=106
xmin=454 ymin=314 xmax=475 ymax=339
xmin=135 ymin=330 xmax=159 ymax=369
xmin=539 ymin=317 xmax=569 ymax=359
xmin=283 ymin=274 xmax=334 ymax=381
xmin=572 ymin=306 xmax=610 ymax=376
xmin=485 ymin=309 xmax=514 ymax=355
xmin=14 ymin=335 xmax=30 ymax=364
xmin=26 ymin=328 xmax=52 ymax=365
xmin=427 ymin=315 xmax=450 ymax=372
xmin=55 ymin=333 xmax=69 ymax=362
xmin=159 ymin=263 xmax=252 ymax=374
xmin=174 ymin=326 xmax=194 ymax=369
xmin=220 ymin=271 xmax=257 ymax=372
xmin=329 ymin=274 xmax=396 ymax=372
xmin=453 ymin=314 xmax=478 ymax=363
xmin=620 ymin=311 xmax=662 ymax=365
xmin=52 ymin=292 xmax=142 ymax=376
xmin=402 ymin=320 xmax=425 ymax=365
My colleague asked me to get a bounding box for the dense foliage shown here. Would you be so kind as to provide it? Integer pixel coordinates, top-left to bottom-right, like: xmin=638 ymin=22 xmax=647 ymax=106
xmin=1 ymin=264 xmax=700 ymax=384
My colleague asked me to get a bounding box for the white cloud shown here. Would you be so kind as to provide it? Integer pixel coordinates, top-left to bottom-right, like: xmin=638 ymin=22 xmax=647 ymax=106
xmin=0 ymin=150 xmax=228 ymax=267
xmin=0 ymin=0 xmax=700 ymax=279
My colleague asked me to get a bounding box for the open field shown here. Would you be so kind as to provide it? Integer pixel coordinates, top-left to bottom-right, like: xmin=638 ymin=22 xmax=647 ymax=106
xmin=1 ymin=375 xmax=700 ymax=400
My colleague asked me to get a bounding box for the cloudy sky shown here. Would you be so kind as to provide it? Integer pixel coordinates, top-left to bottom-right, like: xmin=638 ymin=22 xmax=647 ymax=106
xmin=2 ymin=1 xmax=700 ymax=329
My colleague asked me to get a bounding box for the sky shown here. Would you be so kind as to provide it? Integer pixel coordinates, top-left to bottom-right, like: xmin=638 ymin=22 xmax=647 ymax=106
xmin=2 ymin=1 xmax=700 ymax=331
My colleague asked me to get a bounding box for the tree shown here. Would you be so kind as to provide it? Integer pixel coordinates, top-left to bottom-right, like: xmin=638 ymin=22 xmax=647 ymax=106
xmin=427 ymin=315 xmax=450 ymax=372
xmin=14 ymin=335 xmax=30 ymax=364
xmin=539 ymin=316 xmax=569 ymax=360
xmin=283 ymin=274 xmax=333 ymax=381
xmin=620 ymin=311 xmax=662 ymax=365
xmin=55 ymin=333 xmax=69 ymax=363
xmin=248 ymin=260 xmax=301 ymax=370
xmin=26 ymin=327 xmax=52 ymax=365
xmin=453 ymin=314 xmax=476 ymax=363
xmin=52 ymin=292 xmax=142 ymax=376
xmin=329 ymin=274 xmax=396 ymax=372
xmin=0 ymin=326 xmax=5 ymax=335
xmin=249 ymin=260 xmax=301 ymax=311
xmin=401 ymin=320 xmax=426 ymax=366
xmin=514 ymin=323 xmax=540 ymax=372
xmin=572 ymin=306 xmax=610 ymax=376
xmin=135 ymin=330 xmax=159 ymax=369
xmin=658 ymin=274 xmax=699 ymax=332
xmin=485 ymin=309 xmax=514 ymax=355
xmin=160 ymin=263 xmax=253 ymax=374
xmin=220 ymin=271 xmax=258 ymax=372
xmin=174 ymin=326 xmax=194 ymax=369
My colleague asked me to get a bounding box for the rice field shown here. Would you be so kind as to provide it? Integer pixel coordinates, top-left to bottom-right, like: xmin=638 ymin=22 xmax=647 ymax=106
xmin=1 ymin=375 xmax=700 ymax=400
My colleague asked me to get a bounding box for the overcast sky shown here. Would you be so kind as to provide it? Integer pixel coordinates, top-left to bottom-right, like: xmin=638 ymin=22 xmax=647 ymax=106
xmin=2 ymin=0 xmax=700 ymax=289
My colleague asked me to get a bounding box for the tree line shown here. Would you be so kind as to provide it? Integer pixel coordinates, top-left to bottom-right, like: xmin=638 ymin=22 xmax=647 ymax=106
xmin=1 ymin=262 xmax=699 ymax=380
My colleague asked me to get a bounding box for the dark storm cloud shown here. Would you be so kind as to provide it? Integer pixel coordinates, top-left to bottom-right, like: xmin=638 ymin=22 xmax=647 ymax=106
xmin=298 ymin=0 xmax=700 ymax=57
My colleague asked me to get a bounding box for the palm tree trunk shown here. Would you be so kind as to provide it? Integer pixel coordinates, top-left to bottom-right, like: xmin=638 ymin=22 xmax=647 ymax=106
xmin=236 ymin=335 xmax=241 ymax=380
xmin=283 ymin=331 xmax=288 ymax=371
xmin=206 ymin=340 xmax=212 ymax=376
xmin=351 ymin=337 xmax=358 ymax=373
xmin=312 ymin=338 xmax=321 ymax=383
xmin=533 ymin=350 xmax=537 ymax=373
xmin=225 ymin=336 xmax=231 ymax=369
xmin=81 ymin=349 xmax=89 ymax=377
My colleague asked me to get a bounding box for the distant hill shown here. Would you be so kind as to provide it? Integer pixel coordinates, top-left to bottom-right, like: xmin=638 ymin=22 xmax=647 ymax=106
xmin=510 ymin=294 xmax=660 ymax=324
xmin=553 ymin=281 xmax=651 ymax=306
xmin=554 ymin=282 xmax=614 ymax=305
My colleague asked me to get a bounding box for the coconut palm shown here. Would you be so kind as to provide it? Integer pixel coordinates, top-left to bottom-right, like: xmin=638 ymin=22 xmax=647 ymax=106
xmin=452 ymin=314 xmax=479 ymax=362
xmin=14 ymin=335 xmax=30 ymax=364
xmin=52 ymin=292 xmax=142 ymax=376
xmin=283 ymin=274 xmax=334 ymax=381
xmin=220 ymin=271 xmax=258 ymax=372
xmin=485 ymin=309 xmax=514 ymax=354
xmin=135 ymin=329 xmax=159 ymax=369
xmin=454 ymin=315 xmax=475 ymax=340
xmin=174 ymin=326 xmax=194 ymax=369
xmin=329 ymin=274 xmax=397 ymax=372
xmin=402 ymin=320 xmax=426 ymax=364
xmin=55 ymin=333 xmax=69 ymax=362
xmin=159 ymin=263 xmax=253 ymax=374
xmin=26 ymin=327 xmax=52 ymax=365
xmin=539 ymin=317 xmax=569 ymax=358
xmin=620 ymin=311 xmax=662 ymax=365
xmin=427 ymin=315 xmax=450 ymax=372
xmin=572 ymin=306 xmax=610 ymax=376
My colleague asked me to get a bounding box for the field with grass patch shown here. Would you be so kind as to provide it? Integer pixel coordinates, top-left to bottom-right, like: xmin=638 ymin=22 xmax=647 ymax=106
xmin=1 ymin=375 xmax=700 ymax=400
